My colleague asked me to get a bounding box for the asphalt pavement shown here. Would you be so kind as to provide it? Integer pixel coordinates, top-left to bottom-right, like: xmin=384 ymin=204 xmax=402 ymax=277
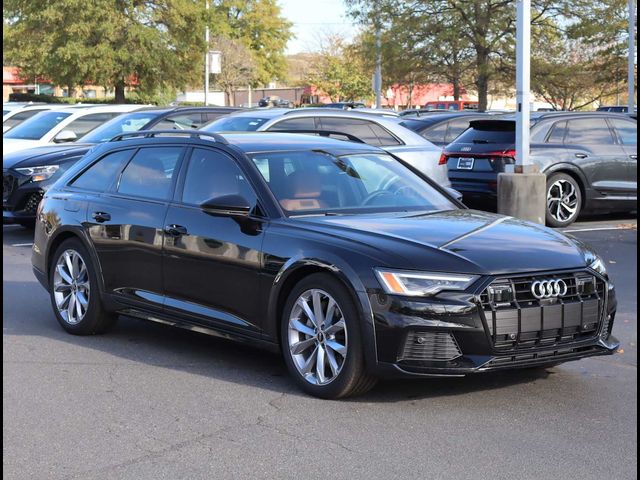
xmin=3 ymin=215 xmax=637 ymax=480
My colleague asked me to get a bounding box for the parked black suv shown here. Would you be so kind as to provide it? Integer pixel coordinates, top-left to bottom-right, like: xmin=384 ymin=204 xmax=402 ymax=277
xmin=443 ymin=112 xmax=637 ymax=227
xmin=3 ymin=106 xmax=239 ymax=227
xmin=32 ymin=131 xmax=618 ymax=398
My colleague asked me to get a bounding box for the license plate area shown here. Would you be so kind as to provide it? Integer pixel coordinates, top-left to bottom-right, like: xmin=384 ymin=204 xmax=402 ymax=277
xmin=457 ymin=157 xmax=474 ymax=170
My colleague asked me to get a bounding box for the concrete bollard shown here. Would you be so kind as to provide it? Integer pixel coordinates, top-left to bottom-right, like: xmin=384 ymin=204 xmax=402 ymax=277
xmin=498 ymin=172 xmax=546 ymax=224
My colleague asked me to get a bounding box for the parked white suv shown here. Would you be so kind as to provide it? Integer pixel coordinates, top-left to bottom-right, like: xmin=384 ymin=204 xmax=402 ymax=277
xmin=3 ymin=104 xmax=142 ymax=154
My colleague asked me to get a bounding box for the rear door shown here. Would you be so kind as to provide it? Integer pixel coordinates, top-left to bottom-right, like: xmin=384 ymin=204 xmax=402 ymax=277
xmin=85 ymin=145 xmax=185 ymax=309
xmin=563 ymin=117 xmax=630 ymax=195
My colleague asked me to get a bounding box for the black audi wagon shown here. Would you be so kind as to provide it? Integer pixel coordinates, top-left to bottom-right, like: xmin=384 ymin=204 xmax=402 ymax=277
xmin=32 ymin=131 xmax=619 ymax=398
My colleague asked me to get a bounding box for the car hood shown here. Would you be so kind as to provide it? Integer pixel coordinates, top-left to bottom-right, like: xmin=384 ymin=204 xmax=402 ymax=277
xmin=3 ymin=144 xmax=94 ymax=169
xmin=291 ymin=210 xmax=592 ymax=275
xmin=3 ymin=139 xmax=46 ymax=156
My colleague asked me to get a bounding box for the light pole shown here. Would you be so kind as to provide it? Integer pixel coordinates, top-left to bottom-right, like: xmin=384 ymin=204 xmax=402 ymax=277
xmin=629 ymin=0 xmax=636 ymax=113
xmin=374 ymin=24 xmax=382 ymax=109
xmin=497 ymin=0 xmax=546 ymax=224
xmin=204 ymin=0 xmax=210 ymax=106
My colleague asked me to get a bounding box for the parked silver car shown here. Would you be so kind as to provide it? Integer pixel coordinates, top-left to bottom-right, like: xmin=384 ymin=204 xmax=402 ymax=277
xmin=201 ymin=108 xmax=449 ymax=187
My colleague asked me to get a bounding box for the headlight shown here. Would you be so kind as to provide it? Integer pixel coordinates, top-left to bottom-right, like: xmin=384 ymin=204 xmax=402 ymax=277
xmin=588 ymin=256 xmax=608 ymax=277
xmin=15 ymin=165 xmax=60 ymax=182
xmin=375 ymin=269 xmax=479 ymax=297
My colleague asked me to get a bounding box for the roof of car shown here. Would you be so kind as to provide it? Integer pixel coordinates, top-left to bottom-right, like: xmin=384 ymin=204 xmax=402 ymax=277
xmin=400 ymin=112 xmax=495 ymax=125
xmin=220 ymin=132 xmax=383 ymax=154
xmin=470 ymin=111 xmax=637 ymax=125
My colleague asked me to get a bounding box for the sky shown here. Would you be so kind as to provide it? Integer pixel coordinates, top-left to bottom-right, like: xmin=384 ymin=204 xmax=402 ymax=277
xmin=277 ymin=0 xmax=358 ymax=54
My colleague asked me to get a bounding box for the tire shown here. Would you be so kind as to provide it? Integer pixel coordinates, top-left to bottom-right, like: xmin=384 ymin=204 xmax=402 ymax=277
xmin=49 ymin=238 xmax=117 ymax=335
xmin=280 ymin=273 xmax=377 ymax=399
xmin=545 ymin=173 xmax=583 ymax=228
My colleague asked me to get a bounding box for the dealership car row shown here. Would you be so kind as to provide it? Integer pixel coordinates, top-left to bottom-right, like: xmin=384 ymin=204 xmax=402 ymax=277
xmin=3 ymin=102 xmax=637 ymax=229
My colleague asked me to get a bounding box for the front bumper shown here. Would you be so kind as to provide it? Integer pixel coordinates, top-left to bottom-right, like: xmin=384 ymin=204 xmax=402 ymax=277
xmin=3 ymin=170 xmax=46 ymax=223
xmin=367 ymin=270 xmax=619 ymax=378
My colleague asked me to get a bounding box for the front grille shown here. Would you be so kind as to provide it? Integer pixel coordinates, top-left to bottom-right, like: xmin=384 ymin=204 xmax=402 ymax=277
xmin=479 ymin=271 xmax=606 ymax=351
xmin=3 ymin=172 xmax=16 ymax=201
xmin=399 ymin=331 xmax=462 ymax=361
xmin=23 ymin=191 xmax=44 ymax=214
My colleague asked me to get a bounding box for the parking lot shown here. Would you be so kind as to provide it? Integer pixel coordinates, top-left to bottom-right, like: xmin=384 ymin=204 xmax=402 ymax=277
xmin=3 ymin=214 xmax=637 ymax=480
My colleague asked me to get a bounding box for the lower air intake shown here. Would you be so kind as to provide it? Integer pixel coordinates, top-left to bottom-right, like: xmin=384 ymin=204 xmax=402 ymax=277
xmin=400 ymin=331 xmax=462 ymax=362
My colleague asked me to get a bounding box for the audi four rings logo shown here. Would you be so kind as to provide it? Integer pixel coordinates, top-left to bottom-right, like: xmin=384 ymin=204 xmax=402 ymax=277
xmin=531 ymin=279 xmax=568 ymax=299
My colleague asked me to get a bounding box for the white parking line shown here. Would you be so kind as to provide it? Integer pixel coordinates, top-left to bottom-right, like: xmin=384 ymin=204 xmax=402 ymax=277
xmin=11 ymin=243 xmax=33 ymax=247
xmin=563 ymin=226 xmax=637 ymax=233
xmin=3 ymin=225 xmax=21 ymax=228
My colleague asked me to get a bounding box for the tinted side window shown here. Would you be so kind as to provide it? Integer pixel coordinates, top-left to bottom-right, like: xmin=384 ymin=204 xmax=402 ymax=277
xmin=546 ymin=120 xmax=568 ymax=143
xmin=66 ymin=113 xmax=119 ymax=137
xmin=269 ymin=117 xmax=316 ymax=131
xmin=70 ymin=149 xmax=134 ymax=191
xmin=609 ymin=118 xmax=637 ymax=146
xmin=422 ymin=122 xmax=448 ymax=144
xmin=3 ymin=109 xmax=47 ymax=128
xmin=181 ymin=148 xmax=256 ymax=206
xmin=117 ymin=147 xmax=183 ymax=200
xmin=151 ymin=113 xmax=204 ymax=130
xmin=565 ymin=118 xmax=615 ymax=145
xmin=319 ymin=117 xmax=400 ymax=146
xmin=444 ymin=118 xmax=473 ymax=143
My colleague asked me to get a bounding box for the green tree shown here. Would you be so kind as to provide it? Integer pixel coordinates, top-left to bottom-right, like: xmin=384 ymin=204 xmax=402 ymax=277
xmin=211 ymin=35 xmax=257 ymax=105
xmin=306 ymin=34 xmax=373 ymax=102
xmin=3 ymin=0 xmax=207 ymax=102
xmin=213 ymin=0 xmax=292 ymax=86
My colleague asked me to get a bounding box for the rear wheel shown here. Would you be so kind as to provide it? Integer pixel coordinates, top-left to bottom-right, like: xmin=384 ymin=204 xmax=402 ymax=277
xmin=546 ymin=173 xmax=582 ymax=228
xmin=49 ymin=238 xmax=116 ymax=335
xmin=281 ymin=273 xmax=377 ymax=399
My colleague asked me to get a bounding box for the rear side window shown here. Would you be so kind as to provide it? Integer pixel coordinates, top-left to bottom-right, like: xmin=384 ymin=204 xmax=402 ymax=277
xmin=269 ymin=117 xmax=316 ymax=131
xmin=181 ymin=148 xmax=256 ymax=206
xmin=451 ymin=122 xmax=515 ymax=145
xmin=70 ymin=149 xmax=134 ymax=191
xmin=3 ymin=109 xmax=47 ymax=128
xmin=546 ymin=121 xmax=568 ymax=143
xmin=422 ymin=122 xmax=448 ymax=144
xmin=318 ymin=117 xmax=401 ymax=146
xmin=66 ymin=113 xmax=120 ymax=137
xmin=117 ymin=147 xmax=183 ymax=200
xmin=609 ymin=118 xmax=637 ymax=146
xmin=151 ymin=112 xmax=204 ymax=130
xmin=444 ymin=118 xmax=474 ymax=143
xmin=565 ymin=118 xmax=615 ymax=145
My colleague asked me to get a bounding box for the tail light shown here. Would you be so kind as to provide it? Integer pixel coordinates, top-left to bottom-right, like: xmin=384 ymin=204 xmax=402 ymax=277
xmin=439 ymin=153 xmax=448 ymax=165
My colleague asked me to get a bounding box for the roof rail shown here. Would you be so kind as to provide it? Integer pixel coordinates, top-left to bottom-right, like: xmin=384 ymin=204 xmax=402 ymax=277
xmin=269 ymin=129 xmax=366 ymax=144
xmin=110 ymin=129 xmax=228 ymax=144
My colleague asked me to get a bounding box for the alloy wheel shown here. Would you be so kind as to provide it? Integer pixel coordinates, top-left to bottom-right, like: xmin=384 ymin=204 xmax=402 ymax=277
xmin=547 ymin=179 xmax=579 ymax=223
xmin=287 ymin=289 xmax=348 ymax=386
xmin=53 ymin=249 xmax=90 ymax=325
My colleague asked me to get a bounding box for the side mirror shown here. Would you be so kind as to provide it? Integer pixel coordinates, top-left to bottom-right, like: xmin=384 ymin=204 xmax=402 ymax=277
xmin=53 ymin=130 xmax=78 ymax=143
xmin=200 ymin=194 xmax=252 ymax=216
xmin=445 ymin=187 xmax=464 ymax=203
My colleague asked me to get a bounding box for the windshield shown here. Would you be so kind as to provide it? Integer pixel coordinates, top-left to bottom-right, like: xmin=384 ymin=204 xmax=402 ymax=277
xmin=250 ymin=151 xmax=456 ymax=215
xmin=4 ymin=111 xmax=71 ymax=140
xmin=203 ymin=115 xmax=270 ymax=132
xmin=79 ymin=111 xmax=161 ymax=143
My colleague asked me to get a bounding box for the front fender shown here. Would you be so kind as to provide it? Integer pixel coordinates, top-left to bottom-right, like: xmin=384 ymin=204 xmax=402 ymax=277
xmin=266 ymin=252 xmax=379 ymax=371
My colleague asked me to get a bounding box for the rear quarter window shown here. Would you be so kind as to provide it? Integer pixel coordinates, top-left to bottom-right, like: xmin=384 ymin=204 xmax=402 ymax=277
xmin=69 ymin=149 xmax=135 ymax=191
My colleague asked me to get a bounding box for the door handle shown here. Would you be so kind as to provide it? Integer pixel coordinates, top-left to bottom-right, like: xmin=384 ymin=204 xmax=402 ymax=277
xmin=575 ymin=153 xmax=588 ymax=159
xmin=92 ymin=211 xmax=111 ymax=223
xmin=164 ymin=224 xmax=188 ymax=236
xmin=630 ymin=155 xmax=637 ymax=160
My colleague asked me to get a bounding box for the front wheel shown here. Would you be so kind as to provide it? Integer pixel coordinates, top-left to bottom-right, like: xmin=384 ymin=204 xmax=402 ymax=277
xmin=281 ymin=273 xmax=377 ymax=399
xmin=546 ymin=173 xmax=582 ymax=228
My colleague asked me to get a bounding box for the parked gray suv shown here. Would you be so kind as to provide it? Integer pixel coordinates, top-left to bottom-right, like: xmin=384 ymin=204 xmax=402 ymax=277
xmin=442 ymin=112 xmax=637 ymax=227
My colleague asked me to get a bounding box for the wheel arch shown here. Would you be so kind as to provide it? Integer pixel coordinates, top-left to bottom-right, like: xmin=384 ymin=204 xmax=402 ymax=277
xmin=544 ymin=164 xmax=589 ymax=200
xmin=268 ymin=256 xmax=378 ymax=370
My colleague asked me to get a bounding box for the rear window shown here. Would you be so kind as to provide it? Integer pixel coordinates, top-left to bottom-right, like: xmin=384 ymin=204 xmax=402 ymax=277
xmin=450 ymin=122 xmax=515 ymax=145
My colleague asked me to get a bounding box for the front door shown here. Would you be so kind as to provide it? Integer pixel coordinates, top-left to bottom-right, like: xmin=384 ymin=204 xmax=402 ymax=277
xmin=162 ymin=147 xmax=266 ymax=335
